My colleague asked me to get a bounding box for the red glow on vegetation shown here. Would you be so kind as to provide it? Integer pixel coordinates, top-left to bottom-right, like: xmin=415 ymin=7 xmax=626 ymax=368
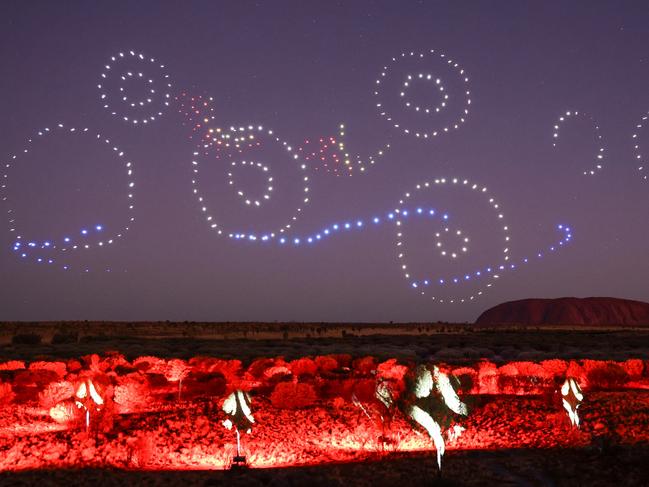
xmin=0 ymin=354 xmax=647 ymax=472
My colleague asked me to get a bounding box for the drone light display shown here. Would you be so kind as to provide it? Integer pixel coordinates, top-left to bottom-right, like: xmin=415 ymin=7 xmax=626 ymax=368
xmin=632 ymin=112 xmax=648 ymax=181
xmin=375 ymin=50 xmax=471 ymax=140
xmin=551 ymin=110 xmax=605 ymax=176
xmin=98 ymin=50 xmax=172 ymax=126
xmin=1 ymin=123 xmax=136 ymax=272
xmin=1 ymin=47 xmax=588 ymax=303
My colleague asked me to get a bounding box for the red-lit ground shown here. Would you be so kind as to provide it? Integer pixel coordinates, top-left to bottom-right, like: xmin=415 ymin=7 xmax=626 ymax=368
xmin=0 ymin=325 xmax=648 ymax=485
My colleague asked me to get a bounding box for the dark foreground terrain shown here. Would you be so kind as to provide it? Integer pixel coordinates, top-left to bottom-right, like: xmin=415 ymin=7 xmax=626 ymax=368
xmin=2 ymin=445 xmax=648 ymax=487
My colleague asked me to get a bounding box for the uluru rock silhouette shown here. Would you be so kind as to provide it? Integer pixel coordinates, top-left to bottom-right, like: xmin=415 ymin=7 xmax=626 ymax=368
xmin=475 ymin=297 xmax=649 ymax=326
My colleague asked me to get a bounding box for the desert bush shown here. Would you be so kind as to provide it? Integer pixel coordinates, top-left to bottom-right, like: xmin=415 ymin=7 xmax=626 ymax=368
xmin=586 ymin=362 xmax=629 ymax=390
xmin=270 ymin=381 xmax=317 ymax=409
xmin=352 ymin=356 xmax=376 ymax=376
xmin=315 ymin=355 xmax=339 ymax=374
xmin=29 ymin=361 xmax=67 ymax=379
xmin=622 ymin=359 xmax=644 ymax=379
xmin=0 ymin=360 xmax=25 ymax=371
xmin=565 ymin=361 xmax=585 ymax=381
xmin=289 ymin=357 xmax=318 ymax=378
xmin=246 ymin=358 xmax=277 ymax=379
xmin=263 ymin=365 xmax=291 ymax=381
xmin=0 ymin=382 xmax=15 ymax=405
xmin=133 ymin=356 xmax=166 ymax=373
xmin=100 ymin=352 xmax=130 ymax=372
xmin=66 ymin=359 xmax=83 ymax=374
xmin=48 ymin=400 xmax=78 ymax=424
xmin=332 ymin=396 xmax=346 ymax=410
xmin=376 ymin=359 xmax=408 ymax=381
xmin=477 ymin=361 xmax=499 ymax=395
xmin=540 ymin=359 xmax=568 ymax=377
xmin=351 ymin=378 xmax=377 ymax=403
xmin=451 ymin=367 xmax=477 ymax=393
xmin=184 ymin=373 xmax=227 ymax=399
xmin=38 ymin=380 xmax=74 ymax=409
xmin=114 ymin=380 xmax=150 ymax=413
xmin=188 ymin=358 xmax=243 ymax=390
xmin=331 ymin=354 xmax=352 ymax=368
xmin=14 ymin=369 xmax=60 ymax=388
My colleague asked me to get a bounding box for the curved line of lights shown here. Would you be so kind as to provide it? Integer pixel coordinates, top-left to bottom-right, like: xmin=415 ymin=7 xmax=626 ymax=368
xmin=552 ymin=110 xmax=605 ymax=176
xmin=98 ymin=50 xmax=172 ymax=126
xmin=3 ymin=48 xmax=578 ymax=303
xmin=2 ymin=123 xmax=135 ymax=272
xmin=632 ymin=111 xmax=648 ymax=181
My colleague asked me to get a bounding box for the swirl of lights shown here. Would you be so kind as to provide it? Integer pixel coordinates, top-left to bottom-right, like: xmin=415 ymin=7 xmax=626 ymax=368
xmin=191 ymin=125 xmax=310 ymax=239
xmin=632 ymin=111 xmax=648 ymax=181
xmin=1 ymin=123 xmax=135 ymax=270
xmin=98 ymin=50 xmax=172 ymax=125
xmin=374 ymin=50 xmax=471 ymax=140
xmin=218 ymin=176 xmax=571 ymax=303
xmin=392 ymin=178 xmax=572 ymax=304
xmin=552 ymin=110 xmax=605 ymax=176
xmin=227 ymin=160 xmax=273 ymax=207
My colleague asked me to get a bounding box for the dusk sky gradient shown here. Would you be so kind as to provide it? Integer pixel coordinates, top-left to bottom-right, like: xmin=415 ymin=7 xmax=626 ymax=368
xmin=1 ymin=1 xmax=648 ymax=323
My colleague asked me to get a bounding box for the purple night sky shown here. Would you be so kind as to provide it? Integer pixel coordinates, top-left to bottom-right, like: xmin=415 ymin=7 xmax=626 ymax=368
xmin=1 ymin=0 xmax=647 ymax=323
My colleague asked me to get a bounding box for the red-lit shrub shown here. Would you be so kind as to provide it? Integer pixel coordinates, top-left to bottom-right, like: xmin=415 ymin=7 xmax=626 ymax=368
xmin=332 ymin=396 xmax=346 ymax=410
xmin=289 ymin=357 xmax=318 ymax=378
xmin=376 ymin=359 xmax=408 ymax=381
xmin=540 ymin=359 xmax=568 ymax=378
xmin=38 ymin=380 xmax=74 ymax=409
xmin=586 ymin=362 xmax=629 ymax=390
xmin=270 ymin=381 xmax=317 ymax=409
xmin=66 ymin=359 xmax=82 ymax=374
xmin=0 ymin=382 xmax=15 ymax=405
xmin=451 ymin=367 xmax=477 ymax=393
xmin=0 ymin=360 xmax=25 ymax=371
xmin=246 ymin=358 xmax=277 ymax=379
xmin=477 ymin=361 xmax=498 ymax=395
xmin=14 ymin=368 xmax=60 ymax=388
xmin=264 ymin=365 xmax=291 ymax=381
xmin=100 ymin=351 xmax=130 ymax=372
xmin=48 ymin=400 xmax=77 ymax=423
xmin=351 ymin=378 xmax=376 ymax=403
xmin=331 ymin=354 xmax=352 ymax=368
xmin=352 ymin=356 xmax=376 ymax=376
xmin=315 ymin=356 xmax=338 ymax=374
xmin=164 ymin=359 xmax=190 ymax=382
xmin=81 ymin=354 xmax=103 ymax=373
xmin=114 ymin=380 xmax=150 ymax=414
xmin=622 ymin=359 xmax=644 ymax=379
xmin=184 ymin=373 xmax=227 ymax=399
xmin=133 ymin=356 xmax=166 ymax=374
xmin=565 ymin=361 xmax=585 ymax=382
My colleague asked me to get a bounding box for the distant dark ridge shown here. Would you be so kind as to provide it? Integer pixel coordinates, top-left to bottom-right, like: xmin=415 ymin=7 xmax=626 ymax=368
xmin=476 ymin=297 xmax=649 ymax=326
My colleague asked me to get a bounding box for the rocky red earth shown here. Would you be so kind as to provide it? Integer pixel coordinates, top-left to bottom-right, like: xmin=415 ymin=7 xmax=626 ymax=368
xmin=475 ymin=297 xmax=649 ymax=326
xmin=0 ymin=352 xmax=648 ymax=477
